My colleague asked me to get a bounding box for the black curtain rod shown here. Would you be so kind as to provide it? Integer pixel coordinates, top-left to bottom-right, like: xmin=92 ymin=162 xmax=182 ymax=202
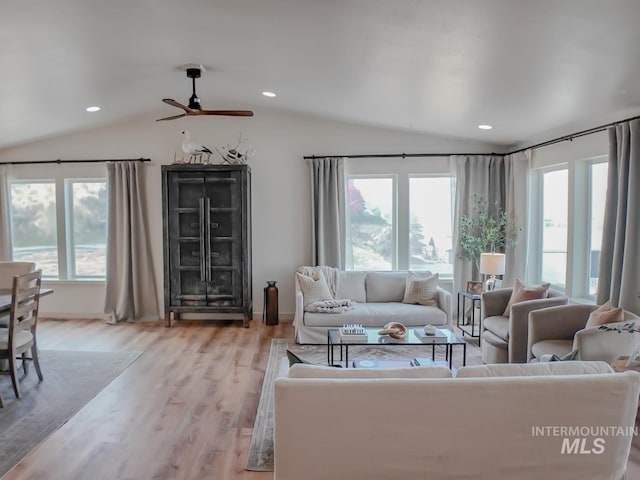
xmin=304 ymin=113 xmax=640 ymax=160
xmin=0 ymin=157 xmax=151 ymax=166
xmin=304 ymin=152 xmax=502 ymax=160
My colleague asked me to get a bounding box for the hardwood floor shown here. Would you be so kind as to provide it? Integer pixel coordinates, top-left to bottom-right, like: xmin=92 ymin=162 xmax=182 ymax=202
xmin=3 ymin=317 xmax=293 ymax=480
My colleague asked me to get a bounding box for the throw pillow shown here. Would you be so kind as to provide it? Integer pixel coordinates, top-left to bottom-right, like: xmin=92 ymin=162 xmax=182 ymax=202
xmin=402 ymin=273 xmax=438 ymax=307
xmin=550 ymin=349 xmax=581 ymax=362
xmin=502 ymin=278 xmax=551 ymax=316
xmin=286 ymin=350 xmax=312 ymax=366
xmin=286 ymin=350 xmax=342 ymax=368
xmin=585 ymin=301 xmax=624 ymax=328
xmin=296 ymin=271 xmax=334 ymax=308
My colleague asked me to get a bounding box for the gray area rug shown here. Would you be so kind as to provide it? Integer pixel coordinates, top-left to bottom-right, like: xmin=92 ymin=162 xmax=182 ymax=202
xmin=0 ymin=349 xmax=142 ymax=477
xmin=246 ymin=336 xmax=482 ymax=471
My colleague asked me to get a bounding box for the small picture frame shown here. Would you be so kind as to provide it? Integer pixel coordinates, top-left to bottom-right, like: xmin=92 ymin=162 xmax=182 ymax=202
xmin=466 ymin=281 xmax=484 ymax=294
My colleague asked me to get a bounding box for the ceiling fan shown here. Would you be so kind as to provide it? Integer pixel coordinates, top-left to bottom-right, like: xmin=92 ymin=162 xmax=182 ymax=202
xmin=157 ymin=67 xmax=253 ymax=121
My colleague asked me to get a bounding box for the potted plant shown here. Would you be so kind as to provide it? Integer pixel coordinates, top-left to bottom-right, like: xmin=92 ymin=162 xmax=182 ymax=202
xmin=458 ymin=194 xmax=518 ymax=272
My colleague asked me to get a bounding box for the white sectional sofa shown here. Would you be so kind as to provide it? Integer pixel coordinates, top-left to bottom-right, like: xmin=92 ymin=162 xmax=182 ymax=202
xmin=274 ymin=361 xmax=640 ymax=480
xmin=294 ymin=269 xmax=452 ymax=343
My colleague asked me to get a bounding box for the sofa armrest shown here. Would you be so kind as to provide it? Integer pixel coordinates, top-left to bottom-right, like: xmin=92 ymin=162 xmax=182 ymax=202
xmin=481 ymin=288 xmax=513 ymax=320
xmin=508 ymin=295 xmax=569 ymax=363
xmin=527 ymin=304 xmax=595 ymax=361
xmin=436 ymin=286 xmax=452 ymax=329
xmin=293 ymin=276 xmax=304 ymax=337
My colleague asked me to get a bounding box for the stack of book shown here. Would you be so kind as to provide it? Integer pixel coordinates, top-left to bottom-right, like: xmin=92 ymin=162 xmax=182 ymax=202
xmin=413 ymin=328 xmax=447 ymax=343
xmin=339 ymin=324 xmax=368 ymax=343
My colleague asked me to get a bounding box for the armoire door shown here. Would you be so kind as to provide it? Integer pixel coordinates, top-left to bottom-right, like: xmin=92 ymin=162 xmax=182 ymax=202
xmin=165 ymin=170 xmax=208 ymax=306
xmin=202 ymin=169 xmax=243 ymax=307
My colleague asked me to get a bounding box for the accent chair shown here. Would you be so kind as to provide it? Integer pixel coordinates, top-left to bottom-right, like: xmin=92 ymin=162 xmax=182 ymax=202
xmin=481 ymin=286 xmax=568 ymax=363
xmin=528 ymin=304 xmax=640 ymax=363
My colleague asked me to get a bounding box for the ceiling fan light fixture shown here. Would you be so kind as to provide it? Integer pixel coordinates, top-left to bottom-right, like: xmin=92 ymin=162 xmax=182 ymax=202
xmin=478 ymin=124 xmax=493 ymax=130
xmin=86 ymin=106 xmax=101 ymax=112
xmin=262 ymin=91 xmax=276 ymax=98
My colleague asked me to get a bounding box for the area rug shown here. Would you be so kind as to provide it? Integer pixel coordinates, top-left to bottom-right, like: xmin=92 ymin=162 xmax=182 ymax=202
xmin=0 ymin=349 xmax=142 ymax=478
xmin=245 ymin=337 xmax=482 ymax=471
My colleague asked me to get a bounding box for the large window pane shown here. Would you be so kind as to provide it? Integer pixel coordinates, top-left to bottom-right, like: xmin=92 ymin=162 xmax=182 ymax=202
xmin=541 ymin=169 xmax=568 ymax=286
xmin=347 ymin=178 xmax=394 ymax=270
xmin=9 ymin=181 xmax=59 ymax=277
xmin=69 ymin=180 xmax=107 ymax=278
xmin=409 ymin=177 xmax=453 ymax=275
xmin=588 ymin=162 xmax=608 ymax=295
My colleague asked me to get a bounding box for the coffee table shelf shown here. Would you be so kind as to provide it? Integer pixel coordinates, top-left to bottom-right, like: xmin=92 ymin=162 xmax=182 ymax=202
xmin=327 ymin=327 xmax=466 ymax=369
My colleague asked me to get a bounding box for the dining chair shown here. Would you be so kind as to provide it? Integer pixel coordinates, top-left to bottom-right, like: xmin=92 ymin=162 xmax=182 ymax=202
xmin=0 ymin=262 xmax=36 ymax=289
xmin=0 ymin=270 xmax=44 ymax=404
xmin=0 ymin=262 xmax=36 ymax=328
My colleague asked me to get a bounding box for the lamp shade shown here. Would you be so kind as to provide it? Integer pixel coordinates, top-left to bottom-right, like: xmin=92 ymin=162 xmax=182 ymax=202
xmin=480 ymin=252 xmax=506 ymax=276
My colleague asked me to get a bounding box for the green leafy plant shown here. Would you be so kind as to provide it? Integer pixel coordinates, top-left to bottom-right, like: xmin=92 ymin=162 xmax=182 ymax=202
xmin=458 ymin=194 xmax=518 ymax=270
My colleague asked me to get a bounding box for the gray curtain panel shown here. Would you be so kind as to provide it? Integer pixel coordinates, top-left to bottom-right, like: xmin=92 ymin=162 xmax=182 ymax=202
xmin=502 ymin=150 xmax=531 ymax=286
xmin=0 ymin=165 xmax=12 ymax=261
xmin=104 ymin=161 xmax=159 ymax=323
xmin=310 ymin=157 xmax=345 ymax=269
xmin=451 ymin=154 xmax=529 ymax=298
xmin=597 ymin=119 xmax=640 ymax=314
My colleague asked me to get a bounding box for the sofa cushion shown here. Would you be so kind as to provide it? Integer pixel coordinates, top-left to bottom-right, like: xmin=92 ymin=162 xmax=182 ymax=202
xmin=288 ymin=363 xmax=452 ymax=378
xmin=365 ymin=272 xmax=408 ymax=302
xmin=402 ymin=272 xmax=438 ymax=307
xmin=531 ymin=339 xmax=573 ymax=360
xmin=483 ymin=315 xmax=509 ymax=341
xmin=303 ymin=302 xmax=447 ymax=327
xmin=297 ymin=271 xmax=334 ymax=308
xmin=503 ymin=278 xmax=550 ymax=316
xmin=336 ymin=271 xmax=367 ymax=303
xmin=456 ymin=361 xmax=613 ymax=377
xmin=585 ymin=300 xmax=624 ymax=328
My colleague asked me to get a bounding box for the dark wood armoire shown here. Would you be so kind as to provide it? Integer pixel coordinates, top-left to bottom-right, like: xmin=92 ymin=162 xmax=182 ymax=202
xmin=162 ymin=164 xmax=252 ymax=327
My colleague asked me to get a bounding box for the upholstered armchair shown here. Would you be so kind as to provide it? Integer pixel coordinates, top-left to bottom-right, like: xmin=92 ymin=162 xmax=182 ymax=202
xmin=528 ymin=304 xmax=640 ymax=363
xmin=481 ymin=287 xmax=568 ymax=364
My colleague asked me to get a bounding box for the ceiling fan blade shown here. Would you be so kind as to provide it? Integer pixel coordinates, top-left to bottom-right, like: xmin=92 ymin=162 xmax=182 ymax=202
xmin=162 ymin=98 xmax=192 ymax=113
xmin=199 ymin=110 xmax=254 ymax=117
xmin=156 ymin=113 xmax=187 ymax=121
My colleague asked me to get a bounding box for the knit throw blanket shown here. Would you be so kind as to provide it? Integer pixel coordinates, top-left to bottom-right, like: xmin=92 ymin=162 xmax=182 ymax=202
xmin=305 ymin=299 xmax=357 ymax=313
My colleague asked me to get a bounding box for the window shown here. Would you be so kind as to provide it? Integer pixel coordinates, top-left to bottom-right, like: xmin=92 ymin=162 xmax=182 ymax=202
xmin=531 ymin=156 xmax=608 ymax=299
xmin=346 ymin=177 xmax=395 ymax=270
xmin=9 ymin=178 xmax=107 ymax=280
xmin=346 ymin=171 xmax=453 ymax=275
xmin=541 ymin=169 xmax=568 ymax=287
xmin=588 ymin=162 xmax=608 ymax=296
xmin=409 ymin=176 xmax=453 ymax=275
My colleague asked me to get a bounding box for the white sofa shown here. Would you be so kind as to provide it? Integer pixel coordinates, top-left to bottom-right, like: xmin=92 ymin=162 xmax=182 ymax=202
xmin=274 ymin=362 xmax=640 ymax=480
xmin=294 ymin=270 xmax=452 ymax=343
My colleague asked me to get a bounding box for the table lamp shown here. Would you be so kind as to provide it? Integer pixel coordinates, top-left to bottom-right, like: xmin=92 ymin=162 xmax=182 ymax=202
xmin=480 ymin=252 xmax=506 ymax=291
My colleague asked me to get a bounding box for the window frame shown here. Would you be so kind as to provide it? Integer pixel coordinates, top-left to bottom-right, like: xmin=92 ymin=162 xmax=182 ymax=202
xmin=7 ymin=164 xmax=107 ymax=282
xmin=345 ymin=170 xmax=454 ymax=277
xmin=530 ymin=155 xmax=607 ymax=300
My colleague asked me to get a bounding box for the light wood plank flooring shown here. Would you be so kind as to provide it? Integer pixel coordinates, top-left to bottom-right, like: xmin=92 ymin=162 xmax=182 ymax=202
xmin=3 ymin=317 xmax=292 ymax=480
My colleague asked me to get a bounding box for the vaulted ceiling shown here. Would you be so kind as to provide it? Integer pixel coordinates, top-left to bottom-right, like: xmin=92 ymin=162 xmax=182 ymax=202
xmin=2 ymin=0 xmax=640 ymax=150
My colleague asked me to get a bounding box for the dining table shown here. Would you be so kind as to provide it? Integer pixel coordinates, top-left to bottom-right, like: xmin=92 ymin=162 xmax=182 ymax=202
xmin=0 ymin=288 xmax=54 ymax=315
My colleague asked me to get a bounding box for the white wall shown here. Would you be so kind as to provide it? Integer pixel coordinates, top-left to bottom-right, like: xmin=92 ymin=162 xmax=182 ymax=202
xmin=0 ymin=108 xmax=497 ymax=320
xmin=527 ymin=130 xmax=608 ymax=169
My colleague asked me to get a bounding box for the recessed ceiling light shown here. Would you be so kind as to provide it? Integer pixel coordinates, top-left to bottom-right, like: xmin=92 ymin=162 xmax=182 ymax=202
xmin=86 ymin=106 xmax=101 ymax=112
xmin=478 ymin=124 xmax=493 ymax=130
xmin=262 ymin=91 xmax=276 ymax=98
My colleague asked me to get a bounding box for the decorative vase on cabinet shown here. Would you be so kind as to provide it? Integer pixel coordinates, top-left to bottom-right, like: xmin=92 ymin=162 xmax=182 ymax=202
xmin=162 ymin=164 xmax=252 ymax=327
